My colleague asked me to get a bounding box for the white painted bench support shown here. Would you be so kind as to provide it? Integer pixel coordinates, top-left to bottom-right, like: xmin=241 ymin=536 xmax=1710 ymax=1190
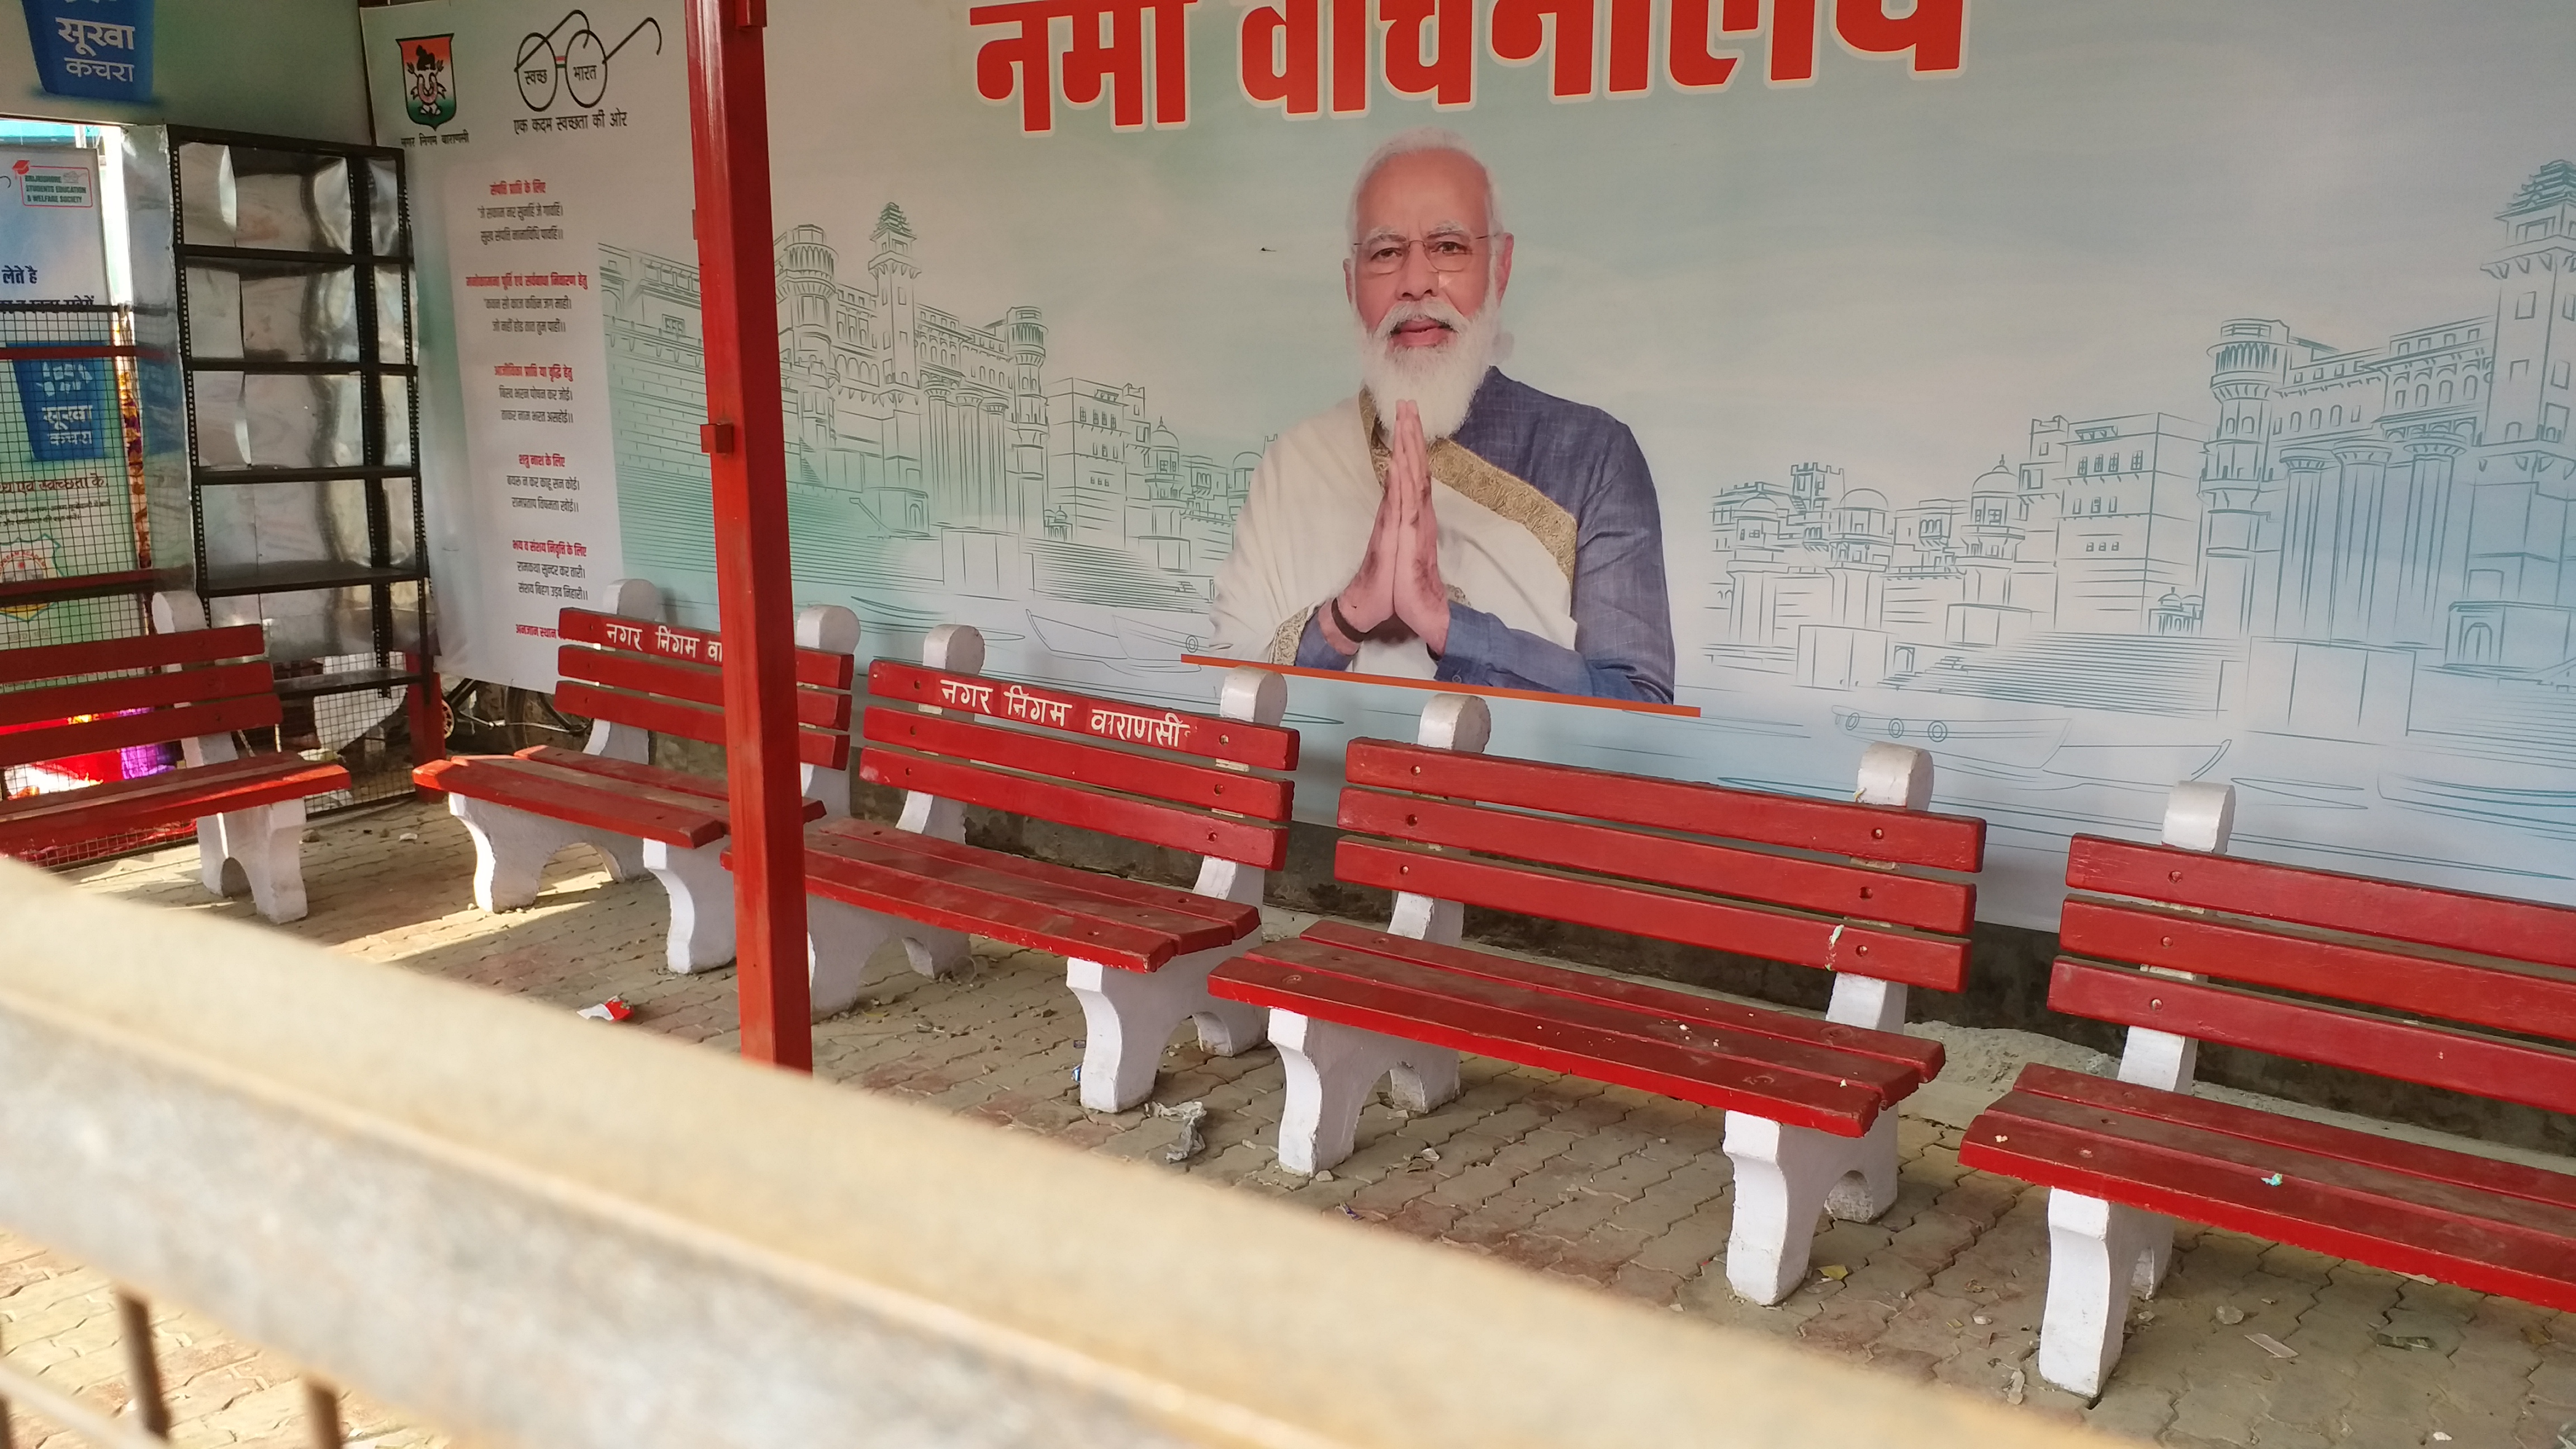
xmin=2034 ymin=779 xmax=2232 ymax=1398
xmin=1268 ymin=695 xmax=1487 ymax=1172
xmin=151 ymin=592 xmax=318 ymax=925
xmin=1057 ymin=664 xmax=1289 ymax=1110
xmin=444 ymin=581 xmax=864 ymax=976
xmin=1722 ymin=740 xmax=1933 ymax=1304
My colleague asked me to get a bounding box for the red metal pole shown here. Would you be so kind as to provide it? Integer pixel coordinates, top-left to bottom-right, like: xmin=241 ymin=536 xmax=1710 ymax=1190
xmin=684 ymin=0 xmax=811 ymax=1069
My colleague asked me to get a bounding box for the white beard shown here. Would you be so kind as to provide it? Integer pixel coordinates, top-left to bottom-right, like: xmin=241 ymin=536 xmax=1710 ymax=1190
xmin=1356 ymin=295 xmax=1500 ymax=442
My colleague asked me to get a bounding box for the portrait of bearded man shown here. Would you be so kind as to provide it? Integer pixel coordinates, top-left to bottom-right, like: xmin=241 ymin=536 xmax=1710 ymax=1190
xmin=1207 ymin=128 xmax=1677 ymax=703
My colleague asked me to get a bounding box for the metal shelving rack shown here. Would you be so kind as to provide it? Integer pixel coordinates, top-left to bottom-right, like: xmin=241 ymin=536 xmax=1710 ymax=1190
xmin=164 ymin=126 xmax=439 ymax=804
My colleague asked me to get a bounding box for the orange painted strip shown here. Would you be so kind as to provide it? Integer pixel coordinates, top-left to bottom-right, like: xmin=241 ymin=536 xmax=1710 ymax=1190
xmin=1176 ymin=654 xmax=1702 ymax=718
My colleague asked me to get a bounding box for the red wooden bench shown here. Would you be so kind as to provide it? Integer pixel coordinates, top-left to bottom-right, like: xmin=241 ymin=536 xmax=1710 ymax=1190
xmin=784 ymin=623 xmax=1298 ymax=1110
xmin=1208 ymin=695 xmax=1986 ymax=1304
xmin=1959 ymin=782 xmax=2576 ymax=1398
xmin=0 ymin=591 xmax=348 ymax=922
xmin=412 ymin=579 xmax=861 ymax=972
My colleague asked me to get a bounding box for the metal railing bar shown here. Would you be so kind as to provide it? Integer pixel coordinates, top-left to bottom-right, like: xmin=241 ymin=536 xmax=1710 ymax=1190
xmin=115 ymin=1290 xmax=171 ymax=1438
xmin=0 ymin=860 xmax=2092 ymax=1449
xmin=304 ymin=1380 xmax=342 ymax=1449
xmin=0 ymin=1354 xmax=169 ymax=1449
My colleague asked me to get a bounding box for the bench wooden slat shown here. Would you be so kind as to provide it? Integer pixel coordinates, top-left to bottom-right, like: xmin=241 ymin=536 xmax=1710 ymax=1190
xmin=2062 ymin=898 xmax=2576 ymax=1042
xmin=1336 ymin=838 xmax=1969 ymax=991
xmin=2004 ymin=1063 xmax=2576 ymax=1216
xmin=2067 ymin=835 xmax=2576 ymax=975
xmin=865 ymin=706 xmax=1292 ymax=821
xmin=0 ymin=753 xmax=347 ymax=854
xmin=867 ymin=660 xmax=1298 ymax=770
xmin=0 ymin=695 xmax=281 ymax=771
xmin=511 ymin=745 xmax=733 ymax=802
xmin=1339 ymin=787 xmax=1973 ymax=936
xmin=1211 ymin=950 xmax=1888 ymax=1135
xmin=413 ymin=755 xmax=737 ymax=849
xmin=561 ymin=646 xmax=852 ymax=731
xmin=557 ymin=608 xmax=857 ymax=689
xmin=1299 ymin=919 xmax=1947 ymax=1080
xmin=471 ymin=753 xmax=823 ymax=825
xmin=0 ymin=660 xmax=275 ymax=730
xmin=797 ymin=832 xmax=1213 ymax=972
xmin=0 ymin=624 xmax=268 ymax=686
xmin=1961 ymin=1085 xmax=2576 ymax=1314
xmin=811 ymin=818 xmax=1261 ymax=935
xmin=1249 ymin=930 xmax=1928 ymax=1103
xmin=860 ymin=745 xmax=1289 ymax=869
xmin=2050 ymin=957 xmax=2576 ymax=1118
xmin=1344 ymin=738 xmax=1984 ymax=872
xmin=556 ymin=680 xmax=849 ymax=770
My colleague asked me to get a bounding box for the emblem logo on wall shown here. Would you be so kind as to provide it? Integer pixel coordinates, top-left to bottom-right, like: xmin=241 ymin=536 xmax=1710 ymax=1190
xmin=400 ymin=34 xmax=457 ymax=129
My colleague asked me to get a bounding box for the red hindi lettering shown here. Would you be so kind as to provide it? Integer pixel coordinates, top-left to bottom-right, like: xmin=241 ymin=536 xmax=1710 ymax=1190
xmin=1331 ymin=0 xmax=1367 ymax=113
xmin=1765 ymin=0 xmax=1816 ymax=82
xmin=970 ymin=1 xmax=1065 ymax=133
xmin=1608 ymin=0 xmax=1650 ymax=92
xmin=1666 ymin=0 xmax=1745 ymax=87
xmin=1064 ymin=0 xmax=1195 ymax=129
xmin=1491 ymin=0 xmax=1593 ymax=100
xmin=1240 ymin=0 xmax=1319 ymax=116
xmin=1835 ymin=0 xmax=1963 ymax=73
xmin=1379 ymin=0 xmax=1472 ymax=107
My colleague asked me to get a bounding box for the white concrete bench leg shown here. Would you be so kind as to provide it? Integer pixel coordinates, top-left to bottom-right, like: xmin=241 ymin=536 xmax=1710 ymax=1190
xmin=2037 ymin=1188 xmax=2175 ymax=1399
xmin=1268 ymin=1011 xmax=1460 ymax=1174
xmin=642 ymin=837 xmax=736 ymax=973
xmin=1722 ymin=1111 xmax=1900 ymax=1305
xmin=806 ymin=896 xmax=971 ymax=1021
xmin=195 ymin=799 xmax=311 ymax=924
xmin=1064 ymin=939 xmax=1270 ymax=1113
xmin=447 ymin=794 xmax=644 ymax=914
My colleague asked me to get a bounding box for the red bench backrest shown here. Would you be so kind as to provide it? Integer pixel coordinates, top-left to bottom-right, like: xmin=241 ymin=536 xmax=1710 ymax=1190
xmin=862 ymin=660 xmax=1300 ymax=869
xmin=555 ymin=608 xmax=856 ymax=771
xmin=1335 ymin=739 xmax=1986 ymax=991
xmin=0 ymin=625 xmax=279 ymax=771
xmin=2056 ymin=834 xmax=2576 ymax=1116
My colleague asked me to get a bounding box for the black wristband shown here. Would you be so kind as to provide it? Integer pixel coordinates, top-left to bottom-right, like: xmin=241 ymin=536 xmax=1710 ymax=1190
xmin=1328 ymin=595 xmax=1366 ymax=646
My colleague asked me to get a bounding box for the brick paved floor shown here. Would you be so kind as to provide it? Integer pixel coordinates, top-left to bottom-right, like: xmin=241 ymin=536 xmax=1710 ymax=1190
xmin=27 ymin=795 xmax=2576 ymax=1448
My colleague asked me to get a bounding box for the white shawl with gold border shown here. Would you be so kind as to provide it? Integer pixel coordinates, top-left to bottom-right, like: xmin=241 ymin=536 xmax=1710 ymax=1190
xmin=1208 ymin=392 xmax=1578 ymax=678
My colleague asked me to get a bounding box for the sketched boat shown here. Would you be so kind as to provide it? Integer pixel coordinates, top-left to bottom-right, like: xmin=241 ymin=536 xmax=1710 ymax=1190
xmin=1831 ymin=707 xmax=2068 ymax=765
xmin=2044 ymin=740 xmax=2232 ymax=787
xmin=1026 ymin=609 xmax=1204 ymax=674
xmin=2379 ymin=775 xmax=2576 ymax=834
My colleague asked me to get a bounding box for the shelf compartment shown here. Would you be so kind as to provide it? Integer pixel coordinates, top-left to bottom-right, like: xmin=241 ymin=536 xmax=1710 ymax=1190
xmin=193 ymin=463 xmax=419 ymax=486
xmin=199 ymin=562 xmax=425 ymax=598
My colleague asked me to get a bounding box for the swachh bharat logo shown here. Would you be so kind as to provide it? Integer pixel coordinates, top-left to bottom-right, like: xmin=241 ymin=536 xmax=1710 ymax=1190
xmin=400 ymin=34 xmax=457 ymax=129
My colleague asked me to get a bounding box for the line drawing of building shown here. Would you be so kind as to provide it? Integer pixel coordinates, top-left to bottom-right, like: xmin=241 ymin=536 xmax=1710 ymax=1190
xmin=600 ymin=205 xmax=1257 ymax=662
xmin=1703 ymin=161 xmax=2576 ymax=745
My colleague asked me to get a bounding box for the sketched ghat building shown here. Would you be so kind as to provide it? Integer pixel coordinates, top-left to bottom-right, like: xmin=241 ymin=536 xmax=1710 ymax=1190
xmin=602 ymin=205 xmax=1253 ymax=631
xmin=1708 ymin=162 xmax=2576 ymax=714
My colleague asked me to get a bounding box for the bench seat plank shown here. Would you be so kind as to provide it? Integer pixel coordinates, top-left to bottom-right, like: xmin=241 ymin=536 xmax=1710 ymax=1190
xmin=512 ymin=746 xmax=733 ymax=802
xmin=1214 ymin=941 xmax=1889 ymax=1136
xmin=2062 ymin=898 xmax=2576 ymax=1044
xmin=1300 ymin=920 xmax=1945 ymax=1084
xmin=865 ymin=706 xmax=1293 ymax=820
xmin=799 ymin=821 xmax=1258 ymax=971
xmin=0 ymin=753 xmax=348 ymax=853
xmin=1963 ymin=1064 xmax=2576 ymax=1313
xmin=1346 ymin=737 xmax=1985 ymax=871
xmin=1338 ymin=789 xmax=1972 ymax=935
xmin=1246 ymin=928 xmax=1928 ymax=1104
xmin=860 ymin=745 xmax=1289 ymax=869
xmin=2051 ymin=957 xmax=2576 ymax=1119
xmin=414 ymin=755 xmax=759 ymax=849
xmin=811 ymin=819 xmax=1259 ymax=935
xmin=1336 ymin=838 xmax=1970 ymax=991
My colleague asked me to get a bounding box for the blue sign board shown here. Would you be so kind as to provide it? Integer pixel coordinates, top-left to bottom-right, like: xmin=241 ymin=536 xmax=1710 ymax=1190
xmin=12 ymin=350 xmax=113 ymax=462
xmin=20 ymin=0 xmax=151 ymax=104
